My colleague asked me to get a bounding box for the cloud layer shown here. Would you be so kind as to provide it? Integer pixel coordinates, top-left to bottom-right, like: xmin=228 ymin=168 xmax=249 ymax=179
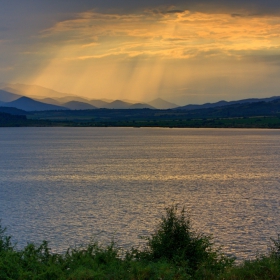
xmin=1 ymin=1 xmax=280 ymax=103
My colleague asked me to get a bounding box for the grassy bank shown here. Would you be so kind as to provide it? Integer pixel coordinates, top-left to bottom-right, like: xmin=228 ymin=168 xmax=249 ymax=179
xmin=1 ymin=206 xmax=280 ymax=279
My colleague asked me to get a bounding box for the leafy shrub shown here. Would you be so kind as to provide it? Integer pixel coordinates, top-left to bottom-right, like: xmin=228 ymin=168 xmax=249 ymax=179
xmin=137 ymin=205 xmax=234 ymax=275
xmin=0 ymin=223 xmax=13 ymax=252
xmin=269 ymin=234 xmax=280 ymax=259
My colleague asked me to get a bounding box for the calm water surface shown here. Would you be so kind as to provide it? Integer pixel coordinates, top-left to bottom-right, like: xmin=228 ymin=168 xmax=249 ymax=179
xmin=0 ymin=127 xmax=280 ymax=260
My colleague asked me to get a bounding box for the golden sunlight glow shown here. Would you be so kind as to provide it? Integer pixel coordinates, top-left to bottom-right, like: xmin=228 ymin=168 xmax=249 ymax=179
xmin=20 ymin=9 xmax=280 ymax=103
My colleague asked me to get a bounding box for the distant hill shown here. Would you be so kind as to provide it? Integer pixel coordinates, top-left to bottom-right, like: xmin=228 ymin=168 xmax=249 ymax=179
xmin=175 ymin=99 xmax=280 ymax=119
xmin=129 ymin=103 xmax=155 ymax=109
xmin=0 ymin=90 xmax=22 ymax=102
xmin=100 ymin=98 xmax=114 ymax=102
xmin=35 ymin=98 xmax=63 ymax=106
xmin=62 ymin=101 xmax=97 ymax=110
xmin=56 ymin=96 xmax=91 ymax=103
xmin=89 ymin=100 xmax=110 ymax=108
xmin=148 ymin=98 xmax=178 ymax=109
xmin=122 ymin=99 xmax=142 ymax=104
xmin=178 ymin=96 xmax=280 ymax=110
xmin=1 ymin=97 xmax=68 ymax=111
xmin=0 ymin=107 xmax=27 ymax=115
xmin=106 ymin=100 xmax=132 ymax=109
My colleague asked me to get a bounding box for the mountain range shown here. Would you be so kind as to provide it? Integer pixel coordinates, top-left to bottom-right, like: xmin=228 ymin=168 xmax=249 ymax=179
xmin=178 ymin=96 xmax=280 ymax=110
xmin=0 ymin=83 xmax=280 ymax=112
xmin=0 ymin=84 xmax=178 ymax=111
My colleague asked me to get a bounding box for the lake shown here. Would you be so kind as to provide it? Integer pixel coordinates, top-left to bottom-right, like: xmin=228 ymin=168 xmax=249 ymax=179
xmin=0 ymin=127 xmax=280 ymax=260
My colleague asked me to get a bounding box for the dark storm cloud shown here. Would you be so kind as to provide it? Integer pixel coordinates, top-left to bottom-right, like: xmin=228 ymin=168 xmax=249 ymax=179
xmin=53 ymin=0 xmax=280 ymax=14
xmin=1 ymin=1 xmax=280 ymax=16
xmin=0 ymin=0 xmax=278 ymax=40
xmin=1 ymin=0 xmax=280 ymax=38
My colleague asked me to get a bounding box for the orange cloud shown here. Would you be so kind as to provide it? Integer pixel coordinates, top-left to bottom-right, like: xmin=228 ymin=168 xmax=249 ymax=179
xmin=20 ymin=9 xmax=280 ymax=103
xmin=37 ymin=10 xmax=280 ymax=62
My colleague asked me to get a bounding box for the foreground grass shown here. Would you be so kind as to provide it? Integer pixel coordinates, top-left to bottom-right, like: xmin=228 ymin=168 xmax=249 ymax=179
xmin=1 ymin=206 xmax=279 ymax=279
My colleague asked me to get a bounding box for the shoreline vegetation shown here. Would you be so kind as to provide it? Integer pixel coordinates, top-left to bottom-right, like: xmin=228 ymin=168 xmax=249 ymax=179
xmin=1 ymin=206 xmax=280 ymax=279
xmin=1 ymin=111 xmax=280 ymax=128
xmin=2 ymin=98 xmax=280 ymax=128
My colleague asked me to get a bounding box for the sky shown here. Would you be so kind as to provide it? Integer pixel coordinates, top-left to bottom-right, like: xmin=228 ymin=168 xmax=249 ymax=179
xmin=1 ymin=1 xmax=280 ymax=104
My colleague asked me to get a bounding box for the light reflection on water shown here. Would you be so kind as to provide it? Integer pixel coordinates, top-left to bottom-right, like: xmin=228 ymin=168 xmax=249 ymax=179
xmin=0 ymin=127 xmax=280 ymax=260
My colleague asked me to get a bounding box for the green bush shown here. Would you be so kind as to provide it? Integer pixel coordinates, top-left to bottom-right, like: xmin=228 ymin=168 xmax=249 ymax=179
xmin=219 ymin=256 xmax=280 ymax=280
xmin=137 ymin=205 xmax=234 ymax=276
xmin=269 ymin=234 xmax=280 ymax=259
xmin=0 ymin=223 xmax=13 ymax=252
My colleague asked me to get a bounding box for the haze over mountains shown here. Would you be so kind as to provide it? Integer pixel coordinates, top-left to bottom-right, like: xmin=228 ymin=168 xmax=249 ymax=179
xmin=0 ymin=83 xmax=280 ymax=113
xmin=0 ymin=90 xmax=22 ymax=102
xmin=0 ymin=84 xmax=178 ymax=111
xmin=1 ymin=83 xmax=73 ymax=99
